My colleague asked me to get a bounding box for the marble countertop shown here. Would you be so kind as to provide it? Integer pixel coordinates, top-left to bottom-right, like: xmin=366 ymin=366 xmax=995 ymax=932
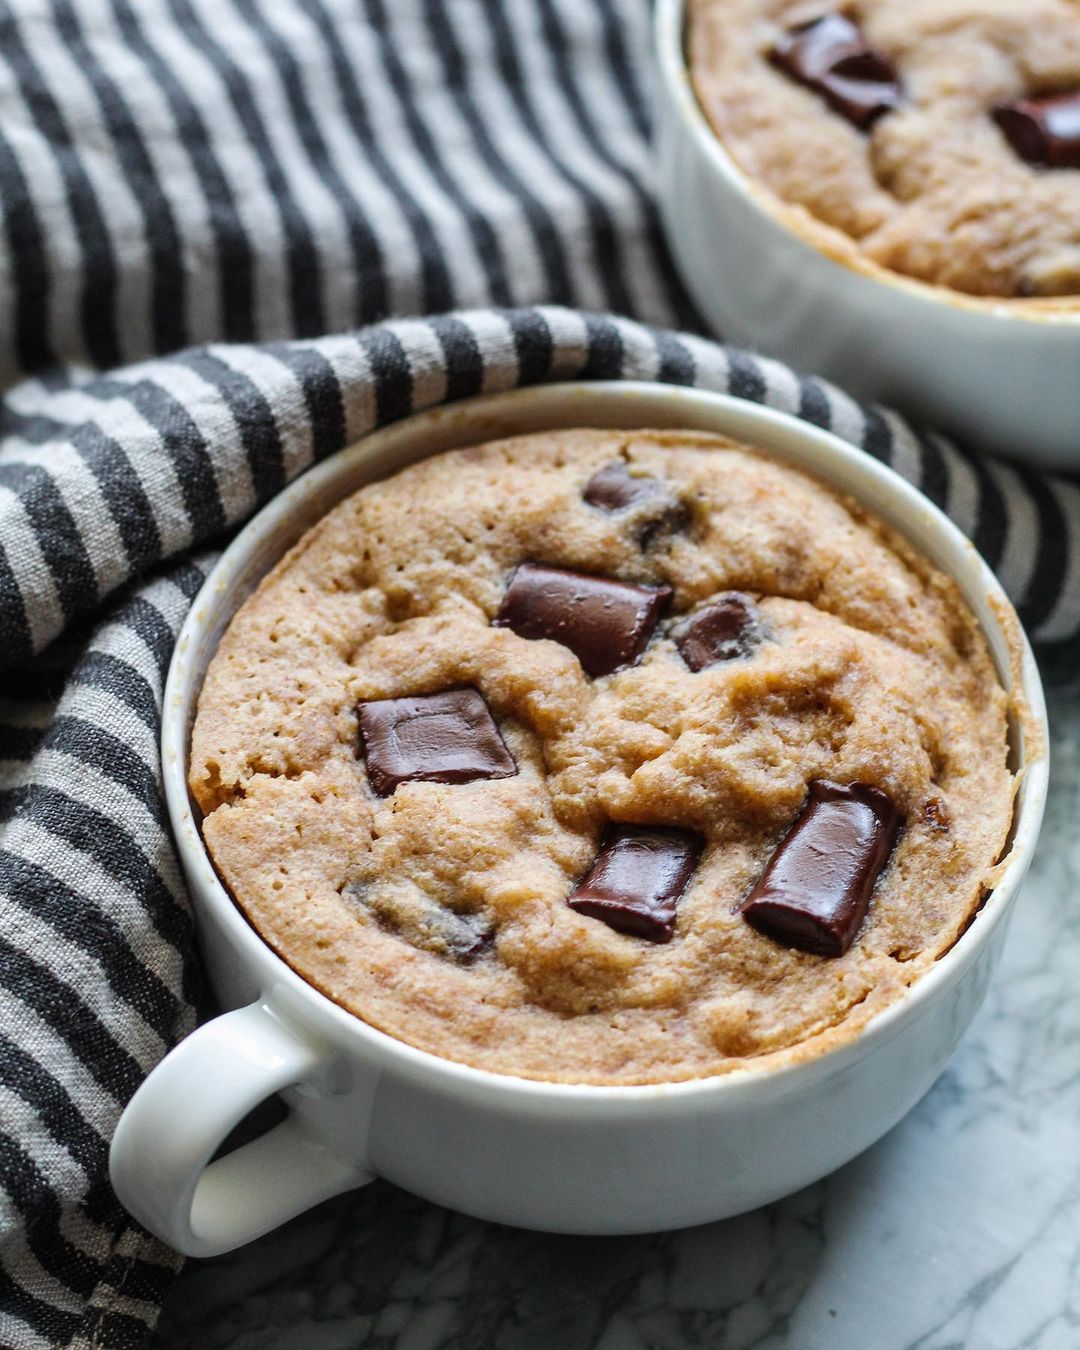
xmin=151 ymin=689 xmax=1078 ymax=1350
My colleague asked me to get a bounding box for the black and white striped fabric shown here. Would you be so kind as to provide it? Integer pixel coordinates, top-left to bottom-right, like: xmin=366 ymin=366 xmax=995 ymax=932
xmin=0 ymin=3 xmax=1077 ymax=1348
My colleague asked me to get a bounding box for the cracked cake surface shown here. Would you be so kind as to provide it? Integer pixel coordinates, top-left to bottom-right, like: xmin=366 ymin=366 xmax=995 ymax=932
xmin=189 ymin=428 xmax=1015 ymax=1084
xmin=687 ymin=0 xmax=1080 ymax=300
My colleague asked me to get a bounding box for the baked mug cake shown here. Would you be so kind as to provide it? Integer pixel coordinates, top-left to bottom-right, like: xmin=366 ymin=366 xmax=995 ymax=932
xmin=687 ymin=0 xmax=1080 ymax=301
xmin=189 ymin=428 xmax=1016 ymax=1086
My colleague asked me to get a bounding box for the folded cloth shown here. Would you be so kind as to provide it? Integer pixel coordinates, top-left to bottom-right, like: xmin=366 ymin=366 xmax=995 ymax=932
xmin=0 ymin=306 xmax=1074 ymax=1350
xmin=0 ymin=3 xmax=1076 ymax=1348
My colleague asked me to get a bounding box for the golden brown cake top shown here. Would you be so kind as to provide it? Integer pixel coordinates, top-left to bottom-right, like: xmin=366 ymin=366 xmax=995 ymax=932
xmin=688 ymin=0 xmax=1080 ymax=300
xmin=190 ymin=429 xmax=1014 ymax=1084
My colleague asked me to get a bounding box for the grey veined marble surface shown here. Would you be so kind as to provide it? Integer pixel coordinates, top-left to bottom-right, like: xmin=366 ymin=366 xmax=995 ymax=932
xmin=151 ymin=690 xmax=1080 ymax=1350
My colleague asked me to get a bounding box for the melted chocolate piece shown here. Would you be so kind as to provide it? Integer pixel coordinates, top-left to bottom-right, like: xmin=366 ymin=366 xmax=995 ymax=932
xmin=421 ymin=907 xmax=493 ymax=962
xmin=346 ymin=882 xmax=493 ymax=962
xmin=357 ymin=689 xmax=517 ymax=796
xmin=494 ymin=564 xmax=672 ymax=677
xmin=743 ymin=781 xmax=902 ymax=957
xmin=993 ymin=94 xmax=1080 ymax=169
xmin=584 ymin=461 xmax=689 ymax=550
xmin=676 ymin=593 xmax=765 ymax=670
xmin=584 ymin=461 xmax=666 ymax=512
xmin=568 ymin=825 xmax=704 ymax=942
xmin=771 ymin=14 xmax=903 ymax=129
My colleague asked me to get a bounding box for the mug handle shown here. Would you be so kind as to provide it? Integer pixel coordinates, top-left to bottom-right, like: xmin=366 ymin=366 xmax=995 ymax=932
xmin=109 ymin=1000 xmax=372 ymax=1257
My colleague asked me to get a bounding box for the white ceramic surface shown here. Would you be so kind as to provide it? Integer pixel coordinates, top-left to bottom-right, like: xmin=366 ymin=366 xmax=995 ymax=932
xmin=654 ymin=0 xmax=1080 ymax=469
xmin=110 ymin=383 xmax=1047 ymax=1259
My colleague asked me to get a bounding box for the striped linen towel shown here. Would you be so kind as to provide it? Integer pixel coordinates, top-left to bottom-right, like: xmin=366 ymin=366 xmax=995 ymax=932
xmin=0 ymin=3 xmax=1075 ymax=1347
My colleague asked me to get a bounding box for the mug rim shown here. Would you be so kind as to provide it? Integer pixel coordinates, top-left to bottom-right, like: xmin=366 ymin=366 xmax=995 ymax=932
xmin=162 ymin=380 xmax=1049 ymax=1106
xmin=657 ymin=0 xmax=1080 ymax=328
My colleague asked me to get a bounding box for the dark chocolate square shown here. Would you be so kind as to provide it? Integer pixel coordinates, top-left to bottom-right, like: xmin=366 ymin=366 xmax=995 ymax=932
xmin=494 ymin=563 xmax=672 ymax=677
xmin=357 ymin=689 xmax=517 ymax=796
xmin=994 ymin=94 xmax=1080 ymax=169
xmin=770 ymin=14 xmax=902 ymax=129
xmin=567 ymin=825 xmax=703 ymax=942
xmin=742 ymin=781 xmax=902 ymax=957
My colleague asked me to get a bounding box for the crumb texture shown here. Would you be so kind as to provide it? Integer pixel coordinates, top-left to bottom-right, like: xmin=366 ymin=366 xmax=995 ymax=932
xmin=688 ymin=0 xmax=1080 ymax=298
xmin=190 ymin=429 xmax=1014 ymax=1083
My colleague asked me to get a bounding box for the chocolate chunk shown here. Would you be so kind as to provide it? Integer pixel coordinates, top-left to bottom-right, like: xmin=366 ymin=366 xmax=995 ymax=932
xmin=494 ymin=564 xmax=672 ymax=677
xmin=357 ymin=688 xmax=517 ymax=796
xmin=993 ymin=94 xmax=1080 ymax=169
xmin=568 ymin=825 xmax=704 ymax=942
xmin=584 ymin=461 xmax=666 ymax=512
xmin=585 ymin=461 xmax=689 ymax=550
xmin=743 ymin=781 xmax=902 ymax=957
xmin=676 ymin=593 xmax=765 ymax=670
xmin=770 ymin=14 xmax=903 ymax=129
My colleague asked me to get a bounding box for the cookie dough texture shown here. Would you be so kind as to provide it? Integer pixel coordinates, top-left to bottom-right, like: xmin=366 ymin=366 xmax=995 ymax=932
xmin=190 ymin=429 xmax=1014 ymax=1085
xmin=688 ymin=0 xmax=1080 ymax=299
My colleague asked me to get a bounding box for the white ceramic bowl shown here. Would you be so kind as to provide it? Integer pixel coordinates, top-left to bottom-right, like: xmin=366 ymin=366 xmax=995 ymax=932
xmin=655 ymin=0 xmax=1080 ymax=469
xmin=110 ymin=383 xmax=1047 ymax=1258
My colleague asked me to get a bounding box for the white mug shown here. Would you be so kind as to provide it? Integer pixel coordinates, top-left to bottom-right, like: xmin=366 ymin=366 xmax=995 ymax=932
xmin=110 ymin=383 xmax=1048 ymax=1257
xmin=654 ymin=0 xmax=1080 ymax=471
